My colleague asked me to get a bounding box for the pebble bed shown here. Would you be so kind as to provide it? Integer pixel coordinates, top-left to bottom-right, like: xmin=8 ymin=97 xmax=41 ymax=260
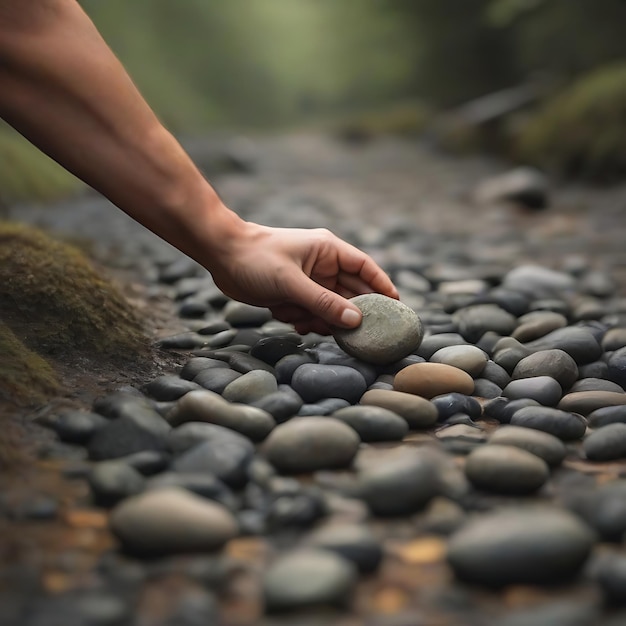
xmin=8 ymin=134 xmax=626 ymax=625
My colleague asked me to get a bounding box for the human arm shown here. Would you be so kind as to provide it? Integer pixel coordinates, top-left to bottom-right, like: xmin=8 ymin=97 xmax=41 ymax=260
xmin=0 ymin=0 xmax=398 ymax=334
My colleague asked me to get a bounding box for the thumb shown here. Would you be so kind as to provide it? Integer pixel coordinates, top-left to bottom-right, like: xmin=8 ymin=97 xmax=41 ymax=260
xmin=288 ymin=274 xmax=362 ymax=329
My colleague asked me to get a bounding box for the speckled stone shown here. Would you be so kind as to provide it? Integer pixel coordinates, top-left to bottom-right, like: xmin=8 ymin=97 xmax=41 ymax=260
xmin=333 ymin=294 xmax=423 ymax=365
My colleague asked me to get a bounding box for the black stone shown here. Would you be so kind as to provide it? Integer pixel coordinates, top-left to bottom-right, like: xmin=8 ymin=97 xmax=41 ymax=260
xmin=250 ymin=336 xmax=303 ymax=366
xmin=431 ymin=393 xmax=481 ymax=421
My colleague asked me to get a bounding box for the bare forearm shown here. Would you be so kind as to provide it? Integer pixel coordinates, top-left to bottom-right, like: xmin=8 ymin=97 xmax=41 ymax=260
xmin=0 ymin=0 xmax=241 ymax=260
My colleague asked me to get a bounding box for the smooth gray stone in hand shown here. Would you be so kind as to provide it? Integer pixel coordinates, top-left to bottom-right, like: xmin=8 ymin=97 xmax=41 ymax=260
xmin=332 ymin=294 xmax=423 ymax=365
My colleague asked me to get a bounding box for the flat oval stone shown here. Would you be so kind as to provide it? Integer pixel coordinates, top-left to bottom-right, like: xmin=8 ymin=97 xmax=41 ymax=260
xmin=193 ymin=368 xmax=242 ymax=394
xmin=393 ymin=363 xmax=474 ymax=399
xmin=601 ymin=328 xmax=626 ymax=351
xmin=359 ymin=389 xmax=438 ymax=428
xmin=291 ymin=363 xmax=367 ymax=404
xmin=53 ymin=410 xmax=108 ymax=444
xmin=481 ymin=360 xmax=511 ymax=388
xmin=489 ymin=425 xmax=566 ymax=466
xmin=512 ymin=349 xmax=578 ymax=390
xmin=510 ymin=406 xmax=587 ymax=441
xmin=587 ymin=405 xmax=626 ymax=428
xmin=447 ymin=508 xmax=595 ymax=587
xmin=453 ymin=304 xmax=518 ymax=343
xmin=180 ymin=357 xmax=229 ymax=381
xmin=431 ymin=392 xmax=481 ymax=421
xmin=430 ymin=345 xmax=488 ymax=377
xmin=223 ymin=301 xmax=272 ymax=327
xmin=473 ymin=378 xmax=502 ymax=399
xmin=607 ymin=346 xmax=626 ymax=388
xmin=143 ymin=375 xmax=206 ymax=401
xmin=250 ymin=335 xmax=303 ymax=365
xmin=167 ymin=390 xmax=275 ymax=442
xmin=583 ymin=423 xmax=626 ymax=461
xmin=483 ymin=397 xmax=540 ymax=424
xmin=569 ymin=378 xmax=625 ymax=394
xmin=331 ymin=405 xmax=409 ymax=442
xmin=263 ymin=549 xmax=357 ymax=612
xmin=88 ymin=461 xmax=145 ymax=507
xmin=465 ymin=444 xmax=549 ymax=494
xmin=110 ymin=487 xmax=238 ymax=556
xmin=251 ymin=389 xmax=303 ymax=423
xmin=332 ymin=294 xmax=424 ymax=365
xmin=502 ymin=376 xmax=562 ymax=406
xmin=416 ymin=333 xmax=468 ymax=360
xmin=512 ymin=311 xmax=568 ymax=342
xmin=263 ymin=417 xmax=360 ymax=474
xmin=222 ymin=370 xmax=278 ymax=403
xmin=558 ymin=391 xmax=626 ymax=415
xmin=525 ymin=327 xmax=603 ymax=365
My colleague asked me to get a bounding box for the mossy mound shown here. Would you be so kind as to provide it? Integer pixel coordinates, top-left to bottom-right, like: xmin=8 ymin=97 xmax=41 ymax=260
xmin=517 ymin=63 xmax=626 ymax=180
xmin=0 ymin=320 xmax=59 ymax=407
xmin=0 ymin=221 xmax=148 ymax=360
xmin=0 ymin=123 xmax=81 ymax=206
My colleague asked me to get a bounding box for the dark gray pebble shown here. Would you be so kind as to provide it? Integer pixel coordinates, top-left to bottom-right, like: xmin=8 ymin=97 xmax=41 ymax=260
xmin=570 ymin=377 xmax=625 ymax=394
xmin=193 ymin=367 xmax=242 ymax=394
xmin=298 ymin=398 xmax=351 ymax=416
xmin=472 ymin=378 xmax=502 ymax=398
xmin=416 ymin=333 xmax=468 ymax=360
xmin=464 ymin=444 xmax=549 ymax=494
xmin=510 ymin=405 xmax=587 ymax=440
xmin=583 ymin=423 xmax=626 ymax=461
xmin=145 ymin=473 xmax=236 ymax=510
xmin=595 ymin=554 xmax=626 ymax=606
xmin=332 ymin=405 xmax=409 ymax=442
xmin=274 ymin=352 xmax=317 ymax=384
xmin=512 ymin=349 xmax=578 ymax=390
xmin=118 ymin=450 xmax=170 ymax=475
xmin=291 ymin=363 xmax=367 ymax=404
xmin=525 ymin=327 xmax=603 ymax=365
xmin=503 ymin=376 xmax=562 ymax=406
xmin=250 ymin=336 xmax=303 ymax=365
xmin=88 ymin=461 xmax=145 ymax=507
xmin=431 ymin=392 xmax=481 ymax=421
xmin=588 ymin=405 xmax=626 ymax=428
xmin=251 ymin=388 xmax=303 ymax=422
xmin=180 ymin=357 xmax=229 ymax=380
xmin=488 ymin=425 xmax=566 ymax=466
xmin=52 ymin=410 xmax=108 ymax=444
xmin=143 ymin=375 xmax=203 ymax=402
xmin=608 ymin=346 xmax=626 ymax=389
xmin=454 ymin=304 xmax=518 ymax=343
xmin=482 ymin=360 xmax=511 ymax=388
xmin=447 ymin=508 xmax=595 ymax=587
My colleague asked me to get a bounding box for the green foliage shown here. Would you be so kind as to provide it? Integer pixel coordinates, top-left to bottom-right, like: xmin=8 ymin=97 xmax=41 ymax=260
xmin=0 ymin=222 xmax=148 ymax=360
xmin=0 ymin=124 xmax=81 ymax=206
xmin=517 ymin=63 xmax=626 ymax=180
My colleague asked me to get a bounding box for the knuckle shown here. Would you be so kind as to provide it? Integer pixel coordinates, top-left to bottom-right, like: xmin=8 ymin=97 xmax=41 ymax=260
xmin=314 ymin=289 xmax=336 ymax=314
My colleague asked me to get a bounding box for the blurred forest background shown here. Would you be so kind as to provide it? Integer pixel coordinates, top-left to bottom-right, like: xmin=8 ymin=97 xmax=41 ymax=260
xmin=2 ymin=0 xmax=626 ymax=205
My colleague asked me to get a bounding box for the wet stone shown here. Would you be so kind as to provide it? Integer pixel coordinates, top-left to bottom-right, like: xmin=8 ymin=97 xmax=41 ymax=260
xmin=447 ymin=508 xmax=595 ymax=587
xmin=332 ymin=294 xmax=424 ymax=365
xmin=429 ymin=344 xmax=488 ymax=377
xmin=502 ymin=375 xmax=562 ymax=406
xmin=52 ymin=410 xmax=108 ymax=444
xmin=464 ymin=444 xmax=549 ymax=495
xmin=110 ymin=487 xmax=238 ymax=556
xmin=331 ymin=405 xmax=409 ymax=442
xmin=510 ymin=405 xmax=587 ymax=441
xmin=431 ymin=392 xmax=481 ymax=421
xmin=512 ymin=349 xmax=578 ymax=390
xmin=250 ymin=335 xmax=303 ymax=365
xmin=263 ymin=549 xmax=357 ymax=613
xmin=393 ymin=362 xmax=474 ymax=399
xmin=222 ymin=369 xmax=278 ymax=403
xmin=359 ymin=389 xmax=438 ymax=428
xmin=305 ymin=523 xmax=383 ymax=573
xmin=583 ymin=423 xmax=626 ymax=461
xmin=88 ymin=460 xmax=145 ymax=507
xmin=488 ymin=425 xmax=567 ymax=466
xmin=263 ymin=417 xmax=360 ymax=474
xmin=291 ymin=363 xmax=367 ymax=404
xmin=143 ymin=375 xmax=203 ymax=402
xmin=588 ymin=405 xmax=626 ymax=428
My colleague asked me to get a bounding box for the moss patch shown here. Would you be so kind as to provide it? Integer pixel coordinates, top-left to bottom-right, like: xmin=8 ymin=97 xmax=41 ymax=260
xmin=0 ymin=221 xmax=148 ymax=361
xmin=517 ymin=63 xmax=626 ymax=180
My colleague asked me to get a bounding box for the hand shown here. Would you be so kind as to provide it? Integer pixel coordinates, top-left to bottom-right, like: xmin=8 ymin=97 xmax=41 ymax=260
xmin=205 ymin=220 xmax=399 ymax=335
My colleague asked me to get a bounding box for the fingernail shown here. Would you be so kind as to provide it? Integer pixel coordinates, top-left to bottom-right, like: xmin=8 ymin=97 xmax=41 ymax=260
xmin=340 ymin=308 xmax=361 ymax=327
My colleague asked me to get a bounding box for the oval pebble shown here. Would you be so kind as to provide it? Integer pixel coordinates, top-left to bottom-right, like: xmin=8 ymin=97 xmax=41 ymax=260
xmin=332 ymin=294 xmax=424 ymax=365
xmin=510 ymin=406 xmax=587 ymax=441
xmin=359 ymin=389 xmax=438 ymax=428
xmin=332 ymin=405 xmax=409 ymax=442
xmin=465 ymin=444 xmax=549 ymax=494
xmin=393 ymin=362 xmax=474 ymax=399
xmin=263 ymin=417 xmax=360 ymax=474
xmin=291 ymin=363 xmax=367 ymax=404
xmin=488 ymin=425 xmax=566 ymax=466
xmin=447 ymin=508 xmax=595 ymax=587
xmin=502 ymin=376 xmax=562 ymax=406
xmin=557 ymin=391 xmax=626 ymax=416
xmin=222 ymin=370 xmax=278 ymax=403
xmin=583 ymin=423 xmax=626 ymax=461
xmin=263 ymin=549 xmax=357 ymax=612
xmin=587 ymin=405 xmax=626 ymax=428
xmin=110 ymin=487 xmax=238 ymax=556
xmin=512 ymin=350 xmax=578 ymax=390
xmin=429 ymin=345 xmax=488 ymax=377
